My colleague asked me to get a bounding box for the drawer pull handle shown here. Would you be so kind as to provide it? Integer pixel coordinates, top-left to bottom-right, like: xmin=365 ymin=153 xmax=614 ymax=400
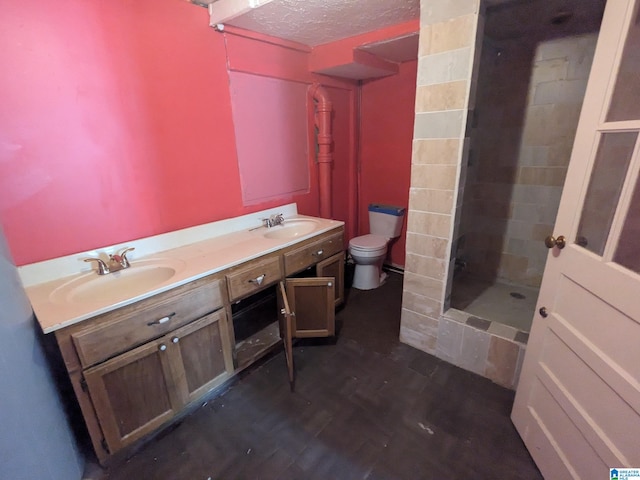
xmin=313 ymin=249 xmax=324 ymax=257
xmin=248 ymin=274 xmax=266 ymax=286
xmin=159 ymin=344 xmax=167 ymax=352
xmin=147 ymin=312 xmax=176 ymax=326
xmin=171 ymin=337 xmax=179 ymax=344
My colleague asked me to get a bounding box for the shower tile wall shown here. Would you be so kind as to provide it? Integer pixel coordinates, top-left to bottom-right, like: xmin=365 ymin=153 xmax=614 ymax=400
xmin=459 ymin=33 xmax=597 ymax=287
xmin=400 ymin=0 xmax=483 ymax=353
xmin=401 ymin=0 xmax=603 ymax=389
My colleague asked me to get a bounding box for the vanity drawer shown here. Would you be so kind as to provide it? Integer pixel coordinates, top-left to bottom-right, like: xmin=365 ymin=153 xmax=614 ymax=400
xmin=226 ymin=256 xmax=282 ymax=302
xmin=284 ymin=231 xmax=343 ymax=276
xmin=72 ymin=278 xmax=223 ymax=368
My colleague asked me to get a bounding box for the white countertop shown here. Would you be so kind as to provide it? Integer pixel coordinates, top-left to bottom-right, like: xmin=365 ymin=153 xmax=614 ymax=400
xmin=21 ymin=205 xmax=344 ymax=334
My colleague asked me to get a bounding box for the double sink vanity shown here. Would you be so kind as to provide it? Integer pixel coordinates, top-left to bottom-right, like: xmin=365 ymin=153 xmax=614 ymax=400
xmin=21 ymin=205 xmax=345 ymax=464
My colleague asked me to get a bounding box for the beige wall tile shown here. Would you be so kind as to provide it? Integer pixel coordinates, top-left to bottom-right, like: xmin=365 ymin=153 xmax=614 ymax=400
xmin=405 ymin=253 xmax=447 ymax=280
xmin=417 ymin=47 xmax=473 ymax=86
xmin=415 ymin=80 xmax=468 ymax=112
xmin=435 ymin=317 xmax=464 ymax=364
xmin=414 ymin=110 xmax=465 ymax=139
xmin=498 ymin=253 xmax=528 ymax=280
xmin=406 ymin=210 xmax=452 ymax=238
xmin=459 ymin=326 xmax=491 ymax=375
xmin=402 ymin=290 xmax=443 ymax=318
xmin=531 ymin=223 xmax=553 ymax=241
xmin=420 ymin=14 xmax=478 ymax=56
xmin=403 ymin=272 xmax=445 ymax=301
xmin=420 ymin=0 xmax=480 ymax=26
xmin=411 ymin=164 xmax=458 ymax=190
xmin=399 ymin=324 xmax=437 ymax=354
xmin=405 ymin=232 xmax=450 ymax=259
xmin=409 ymin=188 xmax=455 ymax=215
xmin=518 ymin=167 xmax=568 ymax=186
xmin=412 ymin=139 xmax=460 ymax=165
xmin=485 ymin=336 xmax=520 ymax=387
xmin=400 ymin=308 xmax=440 ymax=354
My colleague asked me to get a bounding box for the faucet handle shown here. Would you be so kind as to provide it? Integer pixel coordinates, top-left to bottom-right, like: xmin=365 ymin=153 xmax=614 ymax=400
xmin=116 ymin=247 xmax=135 ymax=268
xmin=83 ymin=257 xmax=109 ymax=275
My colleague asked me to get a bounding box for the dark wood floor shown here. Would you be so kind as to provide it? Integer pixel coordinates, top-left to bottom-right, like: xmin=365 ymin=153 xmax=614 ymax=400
xmin=105 ymin=272 xmax=542 ymax=480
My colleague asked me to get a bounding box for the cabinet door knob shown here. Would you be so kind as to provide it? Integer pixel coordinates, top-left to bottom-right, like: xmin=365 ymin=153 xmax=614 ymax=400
xmin=172 ymin=337 xmax=179 ymax=344
xmin=159 ymin=344 xmax=167 ymax=352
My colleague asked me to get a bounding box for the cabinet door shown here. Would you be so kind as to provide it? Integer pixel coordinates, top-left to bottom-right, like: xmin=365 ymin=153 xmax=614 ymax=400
xmin=278 ymin=278 xmax=335 ymax=390
xmin=284 ymin=277 xmax=335 ymax=337
xmin=278 ymin=282 xmax=295 ymax=389
xmin=316 ymin=252 xmax=344 ymax=307
xmin=84 ymin=338 xmax=181 ymax=453
xmin=169 ymin=309 xmax=231 ymax=404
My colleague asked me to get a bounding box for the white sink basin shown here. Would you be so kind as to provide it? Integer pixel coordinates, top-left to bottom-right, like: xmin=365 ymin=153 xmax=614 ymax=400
xmin=263 ymin=219 xmax=319 ymax=240
xmin=50 ymin=259 xmax=185 ymax=305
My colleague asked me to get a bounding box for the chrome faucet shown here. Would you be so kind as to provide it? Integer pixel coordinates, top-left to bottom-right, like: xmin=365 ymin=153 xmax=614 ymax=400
xmin=83 ymin=247 xmax=135 ymax=275
xmin=262 ymin=213 xmax=285 ymax=228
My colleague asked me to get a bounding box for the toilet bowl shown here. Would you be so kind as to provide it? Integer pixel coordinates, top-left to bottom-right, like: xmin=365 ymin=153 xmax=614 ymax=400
xmin=349 ymin=234 xmax=388 ymax=290
xmin=349 ymin=204 xmax=405 ymax=290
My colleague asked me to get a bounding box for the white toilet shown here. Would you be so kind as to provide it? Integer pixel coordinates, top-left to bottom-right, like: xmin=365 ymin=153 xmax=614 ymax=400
xmin=349 ymin=204 xmax=406 ymax=290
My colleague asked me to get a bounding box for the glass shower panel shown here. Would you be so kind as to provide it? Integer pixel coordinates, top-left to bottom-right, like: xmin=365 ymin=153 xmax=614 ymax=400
xmin=575 ymin=131 xmax=637 ymax=255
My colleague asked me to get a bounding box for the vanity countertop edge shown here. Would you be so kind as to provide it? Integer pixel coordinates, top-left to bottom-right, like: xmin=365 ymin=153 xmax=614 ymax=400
xmin=24 ymin=214 xmax=345 ymax=334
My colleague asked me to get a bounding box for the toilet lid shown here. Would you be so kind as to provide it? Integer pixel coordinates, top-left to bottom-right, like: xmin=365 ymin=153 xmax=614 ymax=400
xmin=349 ymin=234 xmax=387 ymax=250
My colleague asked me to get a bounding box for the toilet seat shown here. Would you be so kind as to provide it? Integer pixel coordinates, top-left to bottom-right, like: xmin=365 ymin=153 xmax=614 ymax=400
xmin=349 ymin=234 xmax=388 ymax=257
xmin=349 ymin=234 xmax=387 ymax=250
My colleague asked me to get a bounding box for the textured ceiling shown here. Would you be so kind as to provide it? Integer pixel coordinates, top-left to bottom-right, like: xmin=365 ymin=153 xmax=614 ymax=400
xmin=211 ymin=0 xmax=420 ymax=47
xmin=206 ymin=0 xmax=604 ymax=78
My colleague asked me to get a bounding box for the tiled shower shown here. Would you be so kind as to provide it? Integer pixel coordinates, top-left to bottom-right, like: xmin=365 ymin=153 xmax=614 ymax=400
xmin=401 ymin=0 xmax=604 ymax=389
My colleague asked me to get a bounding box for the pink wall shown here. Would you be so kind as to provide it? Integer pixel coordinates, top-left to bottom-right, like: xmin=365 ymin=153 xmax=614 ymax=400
xmin=0 ymin=0 xmax=357 ymax=265
xmin=359 ymin=61 xmax=417 ymax=268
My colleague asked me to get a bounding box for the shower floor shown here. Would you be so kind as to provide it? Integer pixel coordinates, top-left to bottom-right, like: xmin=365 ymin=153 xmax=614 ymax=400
xmin=451 ymin=276 xmax=539 ymax=332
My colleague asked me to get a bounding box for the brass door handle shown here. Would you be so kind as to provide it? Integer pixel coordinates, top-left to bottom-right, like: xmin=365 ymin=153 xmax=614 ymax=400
xmin=544 ymin=235 xmax=566 ymax=249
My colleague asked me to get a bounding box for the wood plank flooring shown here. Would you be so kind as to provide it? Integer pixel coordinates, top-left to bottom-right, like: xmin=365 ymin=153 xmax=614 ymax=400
xmin=104 ymin=272 xmax=542 ymax=480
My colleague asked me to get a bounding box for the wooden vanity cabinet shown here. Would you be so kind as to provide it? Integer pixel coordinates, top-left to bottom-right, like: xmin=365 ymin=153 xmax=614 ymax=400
xmin=52 ymin=225 xmax=345 ymax=464
xmin=84 ymin=309 xmax=229 ymax=453
xmin=54 ymin=275 xmax=233 ymax=463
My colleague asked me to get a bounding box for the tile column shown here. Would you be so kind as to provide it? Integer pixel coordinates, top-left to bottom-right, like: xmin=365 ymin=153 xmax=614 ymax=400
xmin=400 ymin=0 xmax=483 ymax=355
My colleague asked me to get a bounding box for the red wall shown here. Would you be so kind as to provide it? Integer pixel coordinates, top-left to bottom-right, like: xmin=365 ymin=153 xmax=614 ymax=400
xmin=0 ymin=0 xmax=357 ymax=265
xmin=359 ymin=61 xmax=417 ymax=268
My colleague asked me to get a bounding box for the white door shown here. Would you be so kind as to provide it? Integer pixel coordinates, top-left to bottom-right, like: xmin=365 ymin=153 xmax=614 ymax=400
xmin=512 ymin=0 xmax=640 ymax=478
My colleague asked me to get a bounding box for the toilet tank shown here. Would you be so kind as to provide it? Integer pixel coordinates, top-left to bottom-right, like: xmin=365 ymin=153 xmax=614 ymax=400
xmin=368 ymin=204 xmax=406 ymax=239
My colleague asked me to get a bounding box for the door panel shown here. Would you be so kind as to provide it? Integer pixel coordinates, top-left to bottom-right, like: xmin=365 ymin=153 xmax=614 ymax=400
xmin=285 ymin=277 xmax=335 ymax=337
xmin=84 ymin=339 xmax=178 ymax=451
xmin=512 ymin=0 xmax=640 ymax=476
xmin=278 ymin=278 xmax=336 ymax=389
xmin=317 ymin=252 xmax=345 ymax=306
xmin=172 ymin=310 xmax=229 ymax=403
